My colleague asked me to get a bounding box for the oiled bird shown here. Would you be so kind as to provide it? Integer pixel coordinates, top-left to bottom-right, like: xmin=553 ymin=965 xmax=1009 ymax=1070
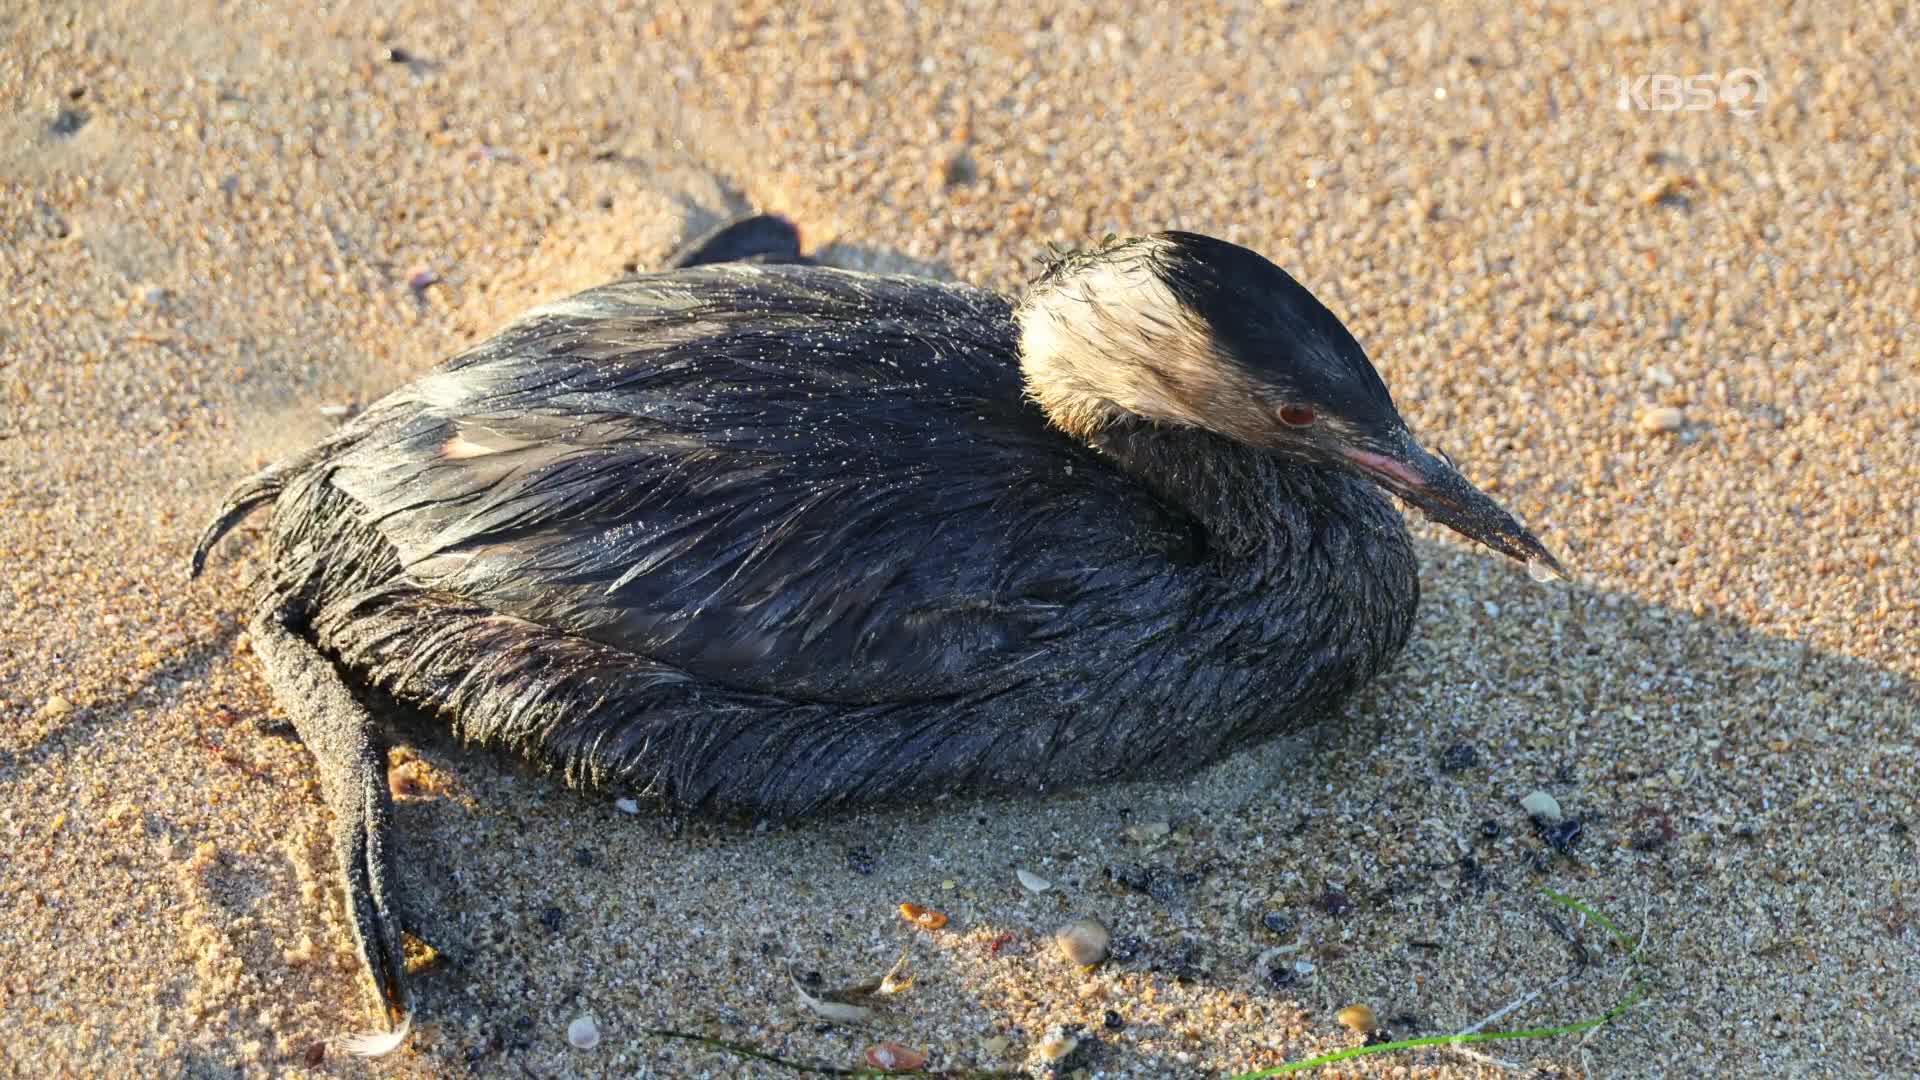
xmin=193 ymin=216 xmax=1561 ymax=1045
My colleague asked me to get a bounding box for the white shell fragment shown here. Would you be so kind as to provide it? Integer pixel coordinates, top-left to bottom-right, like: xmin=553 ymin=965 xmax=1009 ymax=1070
xmin=1016 ymin=868 xmax=1053 ymax=893
xmin=790 ymin=967 xmax=875 ymax=1024
xmin=613 ymin=797 xmax=639 ymax=815
xmin=566 ymin=1015 xmax=601 ymax=1049
xmin=1036 ymin=1031 xmax=1079 ymax=1061
xmin=1520 ymin=789 xmax=1564 ymax=823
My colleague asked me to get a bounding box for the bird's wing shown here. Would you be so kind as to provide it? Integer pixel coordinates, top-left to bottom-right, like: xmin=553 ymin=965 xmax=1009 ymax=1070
xmin=327 ymin=265 xmax=1183 ymax=705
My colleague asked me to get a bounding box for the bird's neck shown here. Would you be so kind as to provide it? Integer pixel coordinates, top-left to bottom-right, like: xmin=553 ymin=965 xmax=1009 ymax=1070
xmin=1087 ymin=418 xmax=1397 ymax=567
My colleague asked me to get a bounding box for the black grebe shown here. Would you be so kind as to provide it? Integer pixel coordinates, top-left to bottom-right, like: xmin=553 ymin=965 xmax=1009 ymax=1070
xmin=193 ymin=216 xmax=1560 ymax=1042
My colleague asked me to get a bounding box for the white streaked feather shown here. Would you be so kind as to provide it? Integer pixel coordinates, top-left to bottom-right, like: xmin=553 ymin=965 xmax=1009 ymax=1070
xmin=339 ymin=1014 xmax=411 ymax=1057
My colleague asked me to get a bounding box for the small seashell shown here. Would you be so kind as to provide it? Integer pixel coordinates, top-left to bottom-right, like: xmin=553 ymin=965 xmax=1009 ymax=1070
xmin=863 ymin=1042 xmax=929 ymax=1071
xmin=566 ymin=1015 xmax=600 ymax=1049
xmin=612 ymin=797 xmax=638 ymax=815
xmin=898 ymin=903 xmax=949 ymax=930
xmin=1336 ymin=1003 xmax=1378 ymax=1033
xmin=1520 ymin=789 xmax=1563 ymax=823
xmin=1053 ymin=917 xmax=1110 ymax=966
xmin=1637 ymin=405 xmax=1685 ymax=433
xmin=1016 ymin=868 xmax=1052 ymax=893
xmin=983 ymin=1035 xmax=1011 ymax=1055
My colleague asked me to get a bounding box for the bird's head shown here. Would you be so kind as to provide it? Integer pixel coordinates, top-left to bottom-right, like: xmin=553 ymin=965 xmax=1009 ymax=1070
xmin=1016 ymin=231 xmax=1562 ymax=574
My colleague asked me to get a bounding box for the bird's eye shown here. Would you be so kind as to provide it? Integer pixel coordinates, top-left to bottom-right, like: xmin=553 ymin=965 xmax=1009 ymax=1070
xmin=1279 ymin=404 xmax=1316 ymax=427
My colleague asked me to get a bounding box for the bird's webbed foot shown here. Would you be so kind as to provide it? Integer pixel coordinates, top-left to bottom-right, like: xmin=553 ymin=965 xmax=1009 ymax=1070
xmin=248 ymin=607 xmax=414 ymax=1053
xmin=665 ymin=212 xmax=810 ymax=268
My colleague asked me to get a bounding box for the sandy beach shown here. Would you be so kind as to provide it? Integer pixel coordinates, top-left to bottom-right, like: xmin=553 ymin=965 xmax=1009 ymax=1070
xmin=3 ymin=0 xmax=1916 ymax=1076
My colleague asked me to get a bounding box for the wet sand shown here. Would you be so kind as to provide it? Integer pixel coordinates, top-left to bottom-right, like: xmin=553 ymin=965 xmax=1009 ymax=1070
xmin=2 ymin=1 xmax=1916 ymax=1076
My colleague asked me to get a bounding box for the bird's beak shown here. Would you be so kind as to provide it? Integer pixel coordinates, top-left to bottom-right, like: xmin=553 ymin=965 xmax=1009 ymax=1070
xmin=1340 ymin=430 xmax=1566 ymax=577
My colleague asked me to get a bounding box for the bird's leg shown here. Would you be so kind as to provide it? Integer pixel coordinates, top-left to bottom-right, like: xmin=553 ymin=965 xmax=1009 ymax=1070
xmin=248 ymin=606 xmax=413 ymax=1041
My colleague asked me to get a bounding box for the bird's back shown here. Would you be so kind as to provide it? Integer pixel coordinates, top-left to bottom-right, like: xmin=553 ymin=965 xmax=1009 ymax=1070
xmin=311 ymin=263 xmax=1194 ymax=705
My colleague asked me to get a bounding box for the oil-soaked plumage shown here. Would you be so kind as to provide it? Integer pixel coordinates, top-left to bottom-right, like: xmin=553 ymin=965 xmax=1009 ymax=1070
xmin=192 ymin=216 xmax=1559 ymax=1044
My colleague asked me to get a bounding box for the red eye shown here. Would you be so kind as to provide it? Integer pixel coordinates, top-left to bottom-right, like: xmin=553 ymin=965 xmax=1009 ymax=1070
xmin=1279 ymin=404 xmax=1316 ymax=427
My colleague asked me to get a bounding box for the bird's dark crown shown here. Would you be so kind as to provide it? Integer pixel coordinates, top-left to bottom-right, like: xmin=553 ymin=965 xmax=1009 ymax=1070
xmin=1016 ymin=231 xmax=1402 ymax=450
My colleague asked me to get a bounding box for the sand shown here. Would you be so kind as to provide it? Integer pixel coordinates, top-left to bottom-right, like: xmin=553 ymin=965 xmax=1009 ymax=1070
xmin=2 ymin=0 xmax=1916 ymax=1076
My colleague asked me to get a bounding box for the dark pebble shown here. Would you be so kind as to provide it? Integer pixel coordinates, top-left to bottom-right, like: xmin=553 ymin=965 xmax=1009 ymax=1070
xmin=1155 ymin=939 xmax=1206 ymax=982
xmin=1260 ymin=911 xmax=1294 ymax=935
xmin=572 ymin=847 xmax=596 ymax=869
xmin=801 ymin=970 xmax=824 ymax=989
xmin=50 ymin=109 xmax=89 ymax=137
xmin=539 ymin=906 xmax=565 ymax=932
xmin=1457 ymin=856 xmax=1490 ymax=892
xmin=1316 ymin=888 xmax=1354 ymax=917
xmin=1891 ymin=821 xmax=1909 ymax=836
xmin=1480 ymin=819 xmax=1503 ymax=840
xmin=845 ymin=845 xmax=875 ymax=875
xmin=1264 ymin=963 xmax=1297 ymax=989
xmin=1106 ymin=935 xmax=1144 ymax=963
xmin=1541 ymin=818 xmax=1584 ymax=853
xmin=1103 ymin=1010 xmax=1125 ymax=1031
xmin=1106 ymin=862 xmax=1181 ymax=905
xmin=1438 ymin=742 xmax=1479 ymax=772
xmin=386 ymin=46 xmax=413 ymax=63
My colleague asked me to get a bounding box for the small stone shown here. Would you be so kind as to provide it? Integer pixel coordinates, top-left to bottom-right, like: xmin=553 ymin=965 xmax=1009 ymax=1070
xmin=1541 ymin=818 xmax=1585 ymax=853
xmin=1521 ymin=789 xmax=1564 ymax=823
xmin=1293 ymin=959 xmax=1315 ymax=975
xmin=864 ymin=1043 xmax=928 ymax=1071
xmin=1124 ymin=820 xmax=1171 ymax=843
xmin=1054 ymin=917 xmax=1111 ymax=966
xmin=1637 ymin=405 xmax=1686 ymax=433
xmin=566 ymin=1015 xmax=600 ymax=1050
xmin=1017 ymin=868 xmax=1053 ymax=893
xmin=38 ymin=695 xmax=73 ymax=719
xmin=983 ymin=1036 xmax=1011 ymax=1055
xmin=1103 ymin=1010 xmax=1124 ymax=1030
xmin=1336 ymin=1004 xmax=1378 ymax=1033
xmin=1480 ymin=819 xmax=1502 ymax=840
xmin=612 ymin=797 xmax=638 ymax=815
xmin=406 ymin=266 xmax=441 ymax=292
xmin=50 ymin=108 xmax=89 ymax=136
xmin=1438 ymin=742 xmax=1479 ymax=772
xmin=1315 ymin=888 xmax=1354 ymax=917
xmin=1260 ymin=911 xmax=1295 ymax=935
